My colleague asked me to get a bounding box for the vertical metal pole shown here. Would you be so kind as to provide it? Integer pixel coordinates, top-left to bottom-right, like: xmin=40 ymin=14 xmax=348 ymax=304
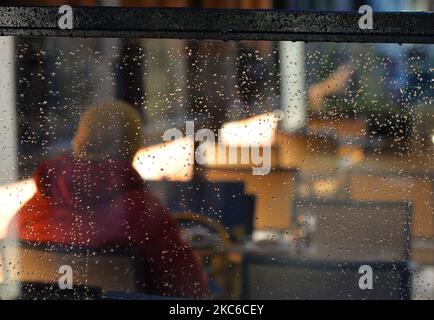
xmin=279 ymin=40 xmax=306 ymax=132
xmin=0 ymin=36 xmax=17 ymax=185
xmin=279 ymin=0 xmax=306 ymax=133
xmin=0 ymin=36 xmax=20 ymax=299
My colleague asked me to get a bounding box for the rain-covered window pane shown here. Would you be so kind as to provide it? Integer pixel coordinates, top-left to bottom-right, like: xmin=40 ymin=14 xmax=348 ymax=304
xmin=0 ymin=11 xmax=433 ymax=302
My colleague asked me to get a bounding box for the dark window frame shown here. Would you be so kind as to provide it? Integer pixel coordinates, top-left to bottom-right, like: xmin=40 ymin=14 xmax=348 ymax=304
xmin=0 ymin=6 xmax=433 ymax=43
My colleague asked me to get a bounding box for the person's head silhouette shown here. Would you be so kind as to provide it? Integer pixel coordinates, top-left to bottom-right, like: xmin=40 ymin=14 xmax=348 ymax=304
xmin=72 ymin=100 xmax=144 ymax=161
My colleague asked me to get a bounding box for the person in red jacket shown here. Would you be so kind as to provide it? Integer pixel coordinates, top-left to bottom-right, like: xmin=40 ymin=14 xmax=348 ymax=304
xmin=7 ymin=100 xmax=208 ymax=299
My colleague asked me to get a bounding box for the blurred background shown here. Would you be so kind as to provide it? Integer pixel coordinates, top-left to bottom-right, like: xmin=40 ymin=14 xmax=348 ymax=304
xmin=0 ymin=0 xmax=433 ymax=300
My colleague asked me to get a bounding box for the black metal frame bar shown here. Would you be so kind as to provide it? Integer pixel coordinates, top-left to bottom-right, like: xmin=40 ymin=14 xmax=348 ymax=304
xmin=0 ymin=6 xmax=433 ymax=43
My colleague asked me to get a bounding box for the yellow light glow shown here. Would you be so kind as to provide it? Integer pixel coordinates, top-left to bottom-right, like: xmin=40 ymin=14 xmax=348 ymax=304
xmin=133 ymin=112 xmax=282 ymax=174
xmin=312 ymin=177 xmax=338 ymax=198
xmin=220 ymin=111 xmax=282 ymax=146
xmin=0 ymin=179 xmax=37 ymax=239
xmin=133 ymin=136 xmax=194 ymax=182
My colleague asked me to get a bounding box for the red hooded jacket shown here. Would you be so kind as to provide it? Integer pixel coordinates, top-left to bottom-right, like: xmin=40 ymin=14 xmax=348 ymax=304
xmin=7 ymin=154 xmax=207 ymax=298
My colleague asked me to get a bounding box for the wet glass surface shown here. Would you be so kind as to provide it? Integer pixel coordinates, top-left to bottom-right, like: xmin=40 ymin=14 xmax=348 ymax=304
xmin=0 ymin=35 xmax=432 ymax=299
